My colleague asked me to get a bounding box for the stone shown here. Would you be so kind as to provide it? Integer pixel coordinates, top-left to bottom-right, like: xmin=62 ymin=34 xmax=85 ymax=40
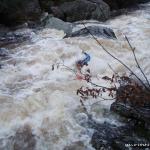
xmin=0 ymin=0 xmax=41 ymax=26
xmin=110 ymin=102 xmax=150 ymax=127
xmin=44 ymin=16 xmax=74 ymax=35
xmin=0 ymin=29 xmax=34 ymax=47
xmin=51 ymin=0 xmax=110 ymax=22
xmin=65 ymin=25 xmax=116 ymax=39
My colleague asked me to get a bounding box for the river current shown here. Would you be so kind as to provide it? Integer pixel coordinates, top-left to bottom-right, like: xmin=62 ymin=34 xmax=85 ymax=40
xmin=0 ymin=3 xmax=150 ymax=150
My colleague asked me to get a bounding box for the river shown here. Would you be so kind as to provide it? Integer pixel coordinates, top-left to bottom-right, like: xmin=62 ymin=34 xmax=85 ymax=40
xmin=0 ymin=3 xmax=150 ymax=150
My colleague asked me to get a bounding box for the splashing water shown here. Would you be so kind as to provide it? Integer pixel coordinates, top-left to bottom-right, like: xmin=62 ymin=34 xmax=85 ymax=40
xmin=0 ymin=3 xmax=150 ymax=150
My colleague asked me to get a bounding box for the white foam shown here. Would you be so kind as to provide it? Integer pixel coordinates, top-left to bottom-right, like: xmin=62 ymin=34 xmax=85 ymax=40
xmin=0 ymin=3 xmax=150 ymax=149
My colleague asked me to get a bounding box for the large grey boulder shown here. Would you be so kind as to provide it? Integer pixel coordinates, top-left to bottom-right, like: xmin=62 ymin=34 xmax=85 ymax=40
xmin=65 ymin=25 xmax=116 ymax=39
xmin=44 ymin=16 xmax=116 ymax=39
xmin=44 ymin=16 xmax=74 ymax=35
xmin=51 ymin=0 xmax=110 ymax=22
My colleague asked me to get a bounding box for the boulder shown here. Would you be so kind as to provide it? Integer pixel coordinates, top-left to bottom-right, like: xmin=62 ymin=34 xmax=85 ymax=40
xmin=43 ymin=15 xmax=116 ymax=39
xmin=90 ymin=121 xmax=149 ymax=150
xmin=65 ymin=25 xmax=116 ymax=39
xmin=39 ymin=0 xmax=55 ymax=13
xmin=51 ymin=0 xmax=110 ymax=22
xmin=103 ymin=0 xmax=150 ymax=10
xmin=0 ymin=0 xmax=41 ymax=26
xmin=39 ymin=0 xmax=75 ymax=12
xmin=111 ymin=102 xmax=150 ymax=126
xmin=44 ymin=16 xmax=74 ymax=35
xmin=103 ymin=0 xmax=119 ymax=10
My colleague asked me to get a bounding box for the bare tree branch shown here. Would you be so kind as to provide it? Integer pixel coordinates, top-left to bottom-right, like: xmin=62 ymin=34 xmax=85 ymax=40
xmin=82 ymin=23 xmax=149 ymax=91
xmin=125 ymin=36 xmax=150 ymax=88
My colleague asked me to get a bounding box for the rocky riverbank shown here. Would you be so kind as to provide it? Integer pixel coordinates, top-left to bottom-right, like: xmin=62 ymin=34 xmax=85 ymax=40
xmin=0 ymin=0 xmax=150 ymax=26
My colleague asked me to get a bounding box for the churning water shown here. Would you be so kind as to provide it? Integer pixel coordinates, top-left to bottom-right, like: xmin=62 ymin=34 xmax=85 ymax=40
xmin=0 ymin=3 xmax=150 ymax=150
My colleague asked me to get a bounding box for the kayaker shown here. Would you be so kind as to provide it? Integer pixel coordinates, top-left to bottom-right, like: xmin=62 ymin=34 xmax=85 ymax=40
xmin=76 ymin=52 xmax=91 ymax=71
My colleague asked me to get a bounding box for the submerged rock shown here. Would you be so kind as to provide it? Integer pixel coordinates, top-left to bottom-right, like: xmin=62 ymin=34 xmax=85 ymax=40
xmin=0 ymin=125 xmax=36 ymax=150
xmin=13 ymin=125 xmax=36 ymax=150
xmin=65 ymin=25 xmax=116 ymax=39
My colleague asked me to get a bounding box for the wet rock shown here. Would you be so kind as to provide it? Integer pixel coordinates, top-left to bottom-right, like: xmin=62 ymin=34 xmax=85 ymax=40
xmin=39 ymin=0 xmax=55 ymax=13
xmin=44 ymin=16 xmax=74 ymax=35
xmin=42 ymin=15 xmax=116 ymax=39
xmin=0 ymin=0 xmax=41 ymax=26
xmin=0 ymin=29 xmax=34 ymax=47
xmin=103 ymin=0 xmax=138 ymax=10
xmin=90 ymin=121 xmax=149 ymax=150
xmin=103 ymin=0 xmax=119 ymax=10
xmin=65 ymin=25 xmax=116 ymax=39
xmin=51 ymin=0 xmax=110 ymax=22
xmin=90 ymin=121 xmax=127 ymax=150
xmin=111 ymin=102 xmax=150 ymax=125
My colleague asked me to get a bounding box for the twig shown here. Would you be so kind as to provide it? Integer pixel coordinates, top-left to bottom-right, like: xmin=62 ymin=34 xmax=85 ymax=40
xmin=87 ymin=98 xmax=115 ymax=106
xmin=61 ymin=64 xmax=77 ymax=74
xmin=125 ymin=36 xmax=150 ymax=88
xmin=55 ymin=61 xmax=77 ymax=75
xmin=98 ymin=96 xmax=116 ymax=101
xmin=108 ymin=63 xmax=118 ymax=75
xmin=82 ymin=23 xmax=149 ymax=91
xmin=88 ymin=81 xmax=114 ymax=90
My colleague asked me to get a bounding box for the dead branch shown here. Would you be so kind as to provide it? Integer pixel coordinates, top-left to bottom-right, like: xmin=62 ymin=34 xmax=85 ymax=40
xmin=108 ymin=64 xmax=118 ymax=75
xmin=82 ymin=23 xmax=149 ymax=91
xmin=125 ymin=36 xmax=150 ymax=88
xmin=88 ymin=81 xmax=115 ymax=90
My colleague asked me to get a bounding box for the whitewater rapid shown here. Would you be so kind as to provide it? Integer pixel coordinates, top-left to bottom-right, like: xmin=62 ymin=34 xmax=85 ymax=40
xmin=0 ymin=3 xmax=150 ymax=150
